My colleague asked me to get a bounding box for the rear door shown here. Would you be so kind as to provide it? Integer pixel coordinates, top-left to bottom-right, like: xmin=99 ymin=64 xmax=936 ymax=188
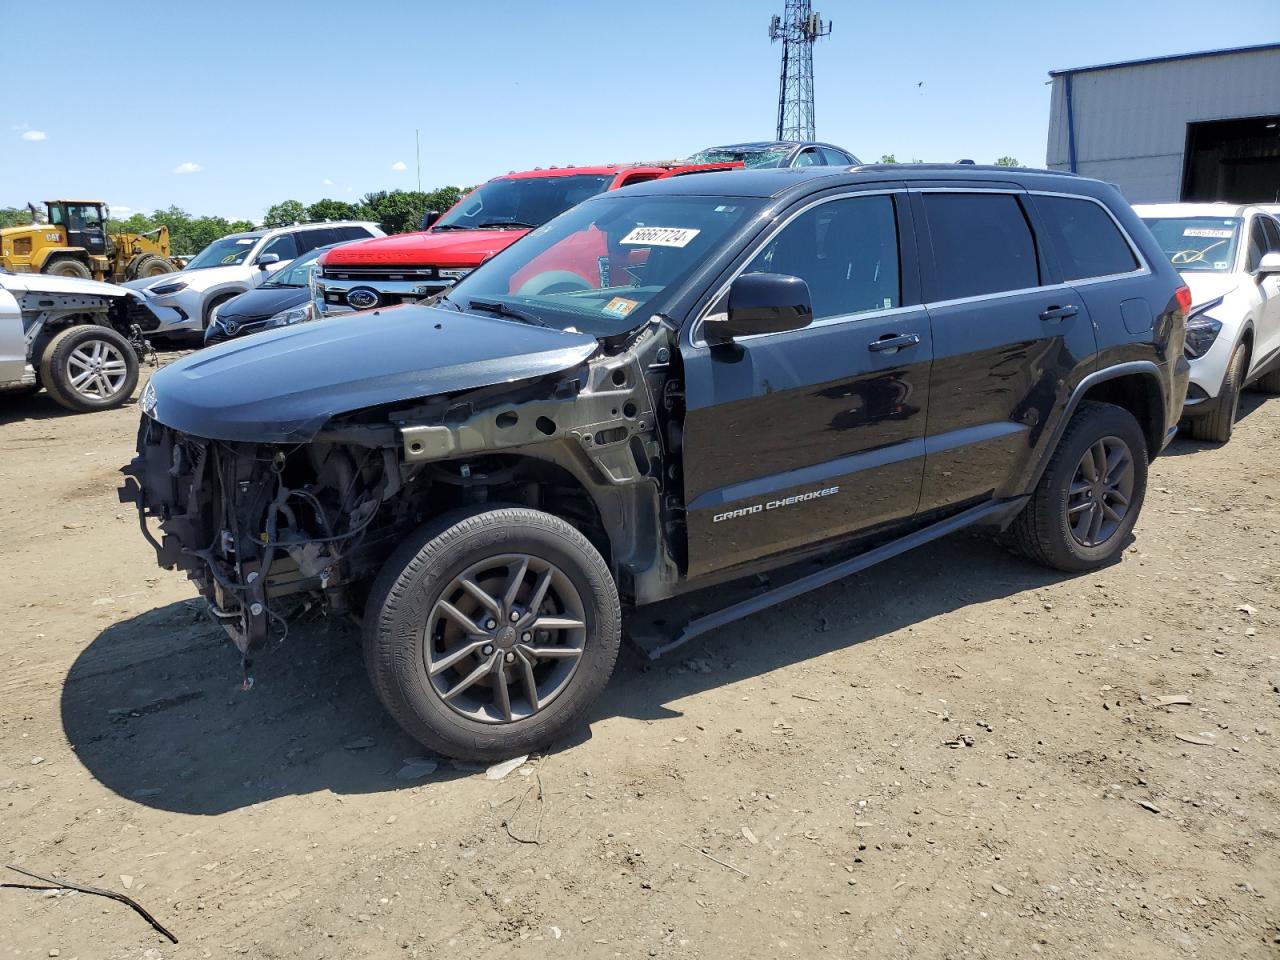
xmin=1247 ymin=214 xmax=1280 ymax=369
xmin=914 ymin=188 xmax=1098 ymax=513
xmin=680 ymin=189 xmax=933 ymax=577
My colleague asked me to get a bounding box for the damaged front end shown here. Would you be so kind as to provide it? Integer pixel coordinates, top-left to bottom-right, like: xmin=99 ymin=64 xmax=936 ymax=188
xmin=118 ymin=310 xmax=680 ymax=663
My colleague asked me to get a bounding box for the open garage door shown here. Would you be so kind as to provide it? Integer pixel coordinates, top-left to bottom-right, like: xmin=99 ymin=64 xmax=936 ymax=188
xmin=1182 ymin=115 xmax=1280 ymax=203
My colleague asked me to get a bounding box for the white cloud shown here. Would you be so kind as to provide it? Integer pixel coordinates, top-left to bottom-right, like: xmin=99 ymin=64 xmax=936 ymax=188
xmin=322 ymin=178 xmax=334 ymax=185
xmin=20 ymin=130 xmax=47 ymax=142
xmin=172 ymin=161 xmax=203 ymax=174
xmin=391 ymin=160 xmax=407 ymax=172
xmin=110 ymin=204 xmax=132 ymax=214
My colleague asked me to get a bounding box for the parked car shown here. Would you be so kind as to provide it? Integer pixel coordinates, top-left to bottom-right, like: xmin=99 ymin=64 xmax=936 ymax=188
xmin=204 ymin=243 xmax=341 ymax=345
xmin=1135 ymin=203 xmax=1280 ymax=442
xmin=684 ymin=140 xmax=859 ymax=168
xmin=127 ymin=221 xmax=384 ymax=338
xmin=121 ymin=164 xmax=1188 ymax=760
xmin=314 ymin=162 xmax=738 ymax=315
xmin=1 ymin=270 xmax=165 ymax=412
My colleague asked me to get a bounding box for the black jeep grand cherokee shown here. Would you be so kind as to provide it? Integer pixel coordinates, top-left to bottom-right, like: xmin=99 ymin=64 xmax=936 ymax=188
xmin=121 ymin=165 xmax=1190 ymax=760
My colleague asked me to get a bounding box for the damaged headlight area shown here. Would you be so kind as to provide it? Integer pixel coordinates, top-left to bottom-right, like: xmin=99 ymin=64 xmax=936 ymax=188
xmin=119 ymin=418 xmax=406 ymax=659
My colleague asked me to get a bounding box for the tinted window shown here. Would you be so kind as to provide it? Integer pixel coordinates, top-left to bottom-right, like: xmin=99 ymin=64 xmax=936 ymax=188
xmin=1035 ymin=195 xmax=1137 ymax=280
xmin=1263 ymin=216 xmax=1280 ymax=253
xmin=336 ymin=226 xmax=371 ymax=242
xmin=745 ymin=195 xmax=901 ymax=321
xmin=296 ymin=227 xmax=337 ymax=251
xmin=258 ymin=232 xmax=298 ymax=262
xmin=923 ymin=193 xmax=1039 ymax=299
xmin=820 ymin=147 xmax=853 ymax=166
xmin=1246 ymin=217 xmax=1268 ymax=272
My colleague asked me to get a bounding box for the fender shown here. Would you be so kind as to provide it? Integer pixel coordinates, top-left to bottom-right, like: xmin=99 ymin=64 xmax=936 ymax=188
xmin=32 ymin=247 xmax=90 ymax=272
xmin=1024 ymin=360 xmax=1167 ymax=494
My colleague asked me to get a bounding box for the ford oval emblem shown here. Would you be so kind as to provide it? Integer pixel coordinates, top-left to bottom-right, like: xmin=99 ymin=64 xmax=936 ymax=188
xmin=347 ymin=287 xmax=380 ymax=310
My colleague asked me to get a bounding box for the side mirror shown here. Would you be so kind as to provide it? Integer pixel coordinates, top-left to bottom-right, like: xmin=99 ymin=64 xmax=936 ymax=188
xmin=256 ymin=253 xmax=281 ymax=270
xmin=1258 ymin=252 xmax=1280 ymax=277
xmin=704 ymin=273 xmax=813 ymax=342
xmin=420 ymin=210 xmax=441 ymax=230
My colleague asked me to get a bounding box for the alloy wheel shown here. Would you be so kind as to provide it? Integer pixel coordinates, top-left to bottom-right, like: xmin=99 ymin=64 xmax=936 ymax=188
xmin=1066 ymin=435 xmax=1135 ymax=547
xmin=66 ymin=338 xmax=130 ymax=401
xmin=425 ymin=554 xmax=586 ymax=724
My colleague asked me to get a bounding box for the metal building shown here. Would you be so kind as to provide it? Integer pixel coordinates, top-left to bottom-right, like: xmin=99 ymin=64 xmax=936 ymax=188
xmin=1046 ymin=43 xmax=1280 ymax=204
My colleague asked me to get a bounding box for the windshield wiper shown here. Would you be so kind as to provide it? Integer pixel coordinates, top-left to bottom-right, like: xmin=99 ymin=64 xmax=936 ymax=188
xmin=467 ymin=299 xmax=552 ymax=328
xmin=429 ymin=223 xmax=473 ymax=231
xmin=475 ymin=220 xmax=539 ymax=230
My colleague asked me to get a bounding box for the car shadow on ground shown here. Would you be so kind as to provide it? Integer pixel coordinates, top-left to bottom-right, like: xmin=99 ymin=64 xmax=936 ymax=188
xmin=62 ymin=532 xmax=1077 ymax=816
xmin=0 ymin=392 xmax=140 ymax=426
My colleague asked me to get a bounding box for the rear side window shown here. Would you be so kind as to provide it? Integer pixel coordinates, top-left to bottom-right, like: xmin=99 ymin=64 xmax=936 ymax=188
xmin=922 ymin=193 xmax=1039 ymax=300
xmin=1246 ymin=217 xmax=1269 ymax=272
xmin=336 ymin=226 xmax=371 ymax=241
xmin=1035 ymin=195 xmax=1138 ymax=280
xmin=745 ymin=194 xmax=901 ymax=321
xmin=1263 ymin=216 xmax=1280 ymax=254
xmin=820 ymin=147 xmax=853 ymax=166
xmin=296 ymin=228 xmax=337 ymax=251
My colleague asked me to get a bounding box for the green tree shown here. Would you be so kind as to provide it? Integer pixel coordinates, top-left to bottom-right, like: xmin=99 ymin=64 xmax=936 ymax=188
xmin=879 ymin=154 xmax=898 ymax=164
xmin=995 ymin=156 xmax=1021 ymax=167
xmin=358 ymin=187 xmax=465 ymax=234
xmin=0 ymin=206 xmax=34 ymax=228
xmin=306 ymin=198 xmax=361 ymax=222
xmin=263 ymin=200 xmax=305 ymax=228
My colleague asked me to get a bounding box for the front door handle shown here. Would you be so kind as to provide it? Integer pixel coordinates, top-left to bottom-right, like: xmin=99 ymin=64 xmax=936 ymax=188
xmin=1040 ymin=304 xmax=1079 ymax=322
xmin=868 ymin=332 xmax=921 ymax=353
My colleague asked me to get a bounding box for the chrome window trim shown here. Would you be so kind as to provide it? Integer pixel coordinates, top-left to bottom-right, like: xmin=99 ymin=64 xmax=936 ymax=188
xmin=690 ymin=189 xmax=903 ymax=346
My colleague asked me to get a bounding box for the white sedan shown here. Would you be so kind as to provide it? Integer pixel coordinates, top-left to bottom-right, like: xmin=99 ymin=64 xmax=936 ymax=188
xmin=1135 ymin=202 xmax=1280 ymax=443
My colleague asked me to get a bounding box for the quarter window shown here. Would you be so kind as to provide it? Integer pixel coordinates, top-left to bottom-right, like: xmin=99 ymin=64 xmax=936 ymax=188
xmin=1034 ymin=195 xmax=1138 ymax=280
xmin=923 ymin=193 xmax=1039 ymax=300
xmin=744 ymin=194 xmax=901 ymax=321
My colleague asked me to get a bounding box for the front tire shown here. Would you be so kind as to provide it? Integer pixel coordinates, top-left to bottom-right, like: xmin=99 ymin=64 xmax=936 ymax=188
xmin=1009 ymin=401 xmax=1148 ymax=572
xmin=39 ymin=325 xmax=139 ymax=412
xmin=1188 ymin=342 xmax=1246 ymax=443
xmin=364 ymin=506 xmax=621 ymax=761
xmin=45 ymin=257 xmax=92 ymax=280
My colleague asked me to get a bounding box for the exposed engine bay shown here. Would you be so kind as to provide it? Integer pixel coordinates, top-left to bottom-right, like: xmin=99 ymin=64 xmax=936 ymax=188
xmin=119 ymin=320 xmax=680 ymax=662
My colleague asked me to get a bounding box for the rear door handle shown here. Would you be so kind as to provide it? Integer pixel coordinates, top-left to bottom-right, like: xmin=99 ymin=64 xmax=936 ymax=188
xmin=868 ymin=332 xmax=921 ymax=353
xmin=1040 ymin=304 xmax=1079 ymax=322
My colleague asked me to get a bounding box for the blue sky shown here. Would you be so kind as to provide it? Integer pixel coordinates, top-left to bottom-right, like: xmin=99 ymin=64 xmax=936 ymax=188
xmin=2 ymin=1 xmax=1273 ymax=221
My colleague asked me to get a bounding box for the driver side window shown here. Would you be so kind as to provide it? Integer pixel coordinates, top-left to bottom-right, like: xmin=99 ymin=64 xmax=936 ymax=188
xmin=744 ymin=195 xmax=902 ymax=322
xmin=793 ymin=148 xmax=825 ymax=168
xmin=258 ymin=233 xmax=299 ymax=263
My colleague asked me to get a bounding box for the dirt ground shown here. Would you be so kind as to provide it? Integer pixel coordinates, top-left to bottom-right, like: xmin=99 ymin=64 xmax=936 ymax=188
xmin=2 ymin=353 xmax=1278 ymax=960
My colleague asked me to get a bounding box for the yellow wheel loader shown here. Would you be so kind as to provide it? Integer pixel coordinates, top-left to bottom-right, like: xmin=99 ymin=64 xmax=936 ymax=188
xmin=0 ymin=200 xmax=180 ymax=283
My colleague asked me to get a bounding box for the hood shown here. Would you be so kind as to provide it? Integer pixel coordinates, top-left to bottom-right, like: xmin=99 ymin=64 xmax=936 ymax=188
xmin=0 ymin=272 xmax=134 ymax=299
xmin=145 ymin=303 xmax=597 ymax=443
xmin=321 ymin=229 xmax=526 ymax=269
xmin=126 ymin=264 xmax=246 ymax=293
xmin=1179 ymin=272 xmax=1239 ymax=309
xmin=217 ymin=285 xmax=310 ymax=323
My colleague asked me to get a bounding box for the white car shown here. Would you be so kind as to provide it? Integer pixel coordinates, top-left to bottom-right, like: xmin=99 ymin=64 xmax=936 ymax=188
xmin=125 ymin=221 xmax=384 ymax=337
xmin=0 ymin=270 xmax=176 ymax=412
xmin=1135 ymin=203 xmax=1280 ymax=442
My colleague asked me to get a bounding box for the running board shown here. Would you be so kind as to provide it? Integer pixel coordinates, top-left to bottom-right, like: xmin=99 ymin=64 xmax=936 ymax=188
xmin=641 ymin=497 xmax=1025 ymax=660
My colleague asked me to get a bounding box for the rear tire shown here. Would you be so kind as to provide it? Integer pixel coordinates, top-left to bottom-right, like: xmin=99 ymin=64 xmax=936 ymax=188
xmin=1188 ymin=341 xmax=1246 ymax=443
xmin=1008 ymin=400 xmax=1148 ymax=573
xmin=39 ymin=324 xmax=139 ymax=412
xmin=45 ymin=257 xmax=92 ymax=280
xmin=364 ymin=505 xmax=621 ymax=761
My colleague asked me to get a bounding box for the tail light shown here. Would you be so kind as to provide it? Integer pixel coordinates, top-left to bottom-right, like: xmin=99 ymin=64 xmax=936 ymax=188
xmin=1174 ymin=285 xmax=1192 ymax=316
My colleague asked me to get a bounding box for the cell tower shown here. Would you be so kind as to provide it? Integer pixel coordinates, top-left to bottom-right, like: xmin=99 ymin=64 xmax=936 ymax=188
xmin=769 ymin=1 xmax=831 ymax=142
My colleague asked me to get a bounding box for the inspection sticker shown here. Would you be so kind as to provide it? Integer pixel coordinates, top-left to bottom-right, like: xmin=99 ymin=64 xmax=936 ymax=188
xmin=1183 ymin=228 xmax=1233 ymax=239
xmin=620 ymin=226 xmax=701 ymax=247
xmin=602 ymin=296 xmax=639 ymax=319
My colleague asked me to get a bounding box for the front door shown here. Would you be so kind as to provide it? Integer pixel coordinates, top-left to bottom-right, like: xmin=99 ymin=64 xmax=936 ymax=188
xmin=680 ymin=191 xmax=932 ymax=578
xmin=1246 ymin=215 xmax=1280 ymax=369
xmin=913 ymin=189 xmax=1098 ymax=512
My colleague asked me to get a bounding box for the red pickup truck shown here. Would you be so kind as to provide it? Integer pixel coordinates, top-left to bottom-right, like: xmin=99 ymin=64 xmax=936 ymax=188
xmin=314 ymin=161 xmax=738 ymax=314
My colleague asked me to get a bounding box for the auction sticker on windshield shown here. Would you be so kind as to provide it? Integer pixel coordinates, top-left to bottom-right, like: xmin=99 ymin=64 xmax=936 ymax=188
xmin=620 ymin=226 xmax=701 ymax=247
xmin=602 ymin=297 xmax=639 ymax=319
xmin=1183 ymin=228 xmax=1234 ymax=239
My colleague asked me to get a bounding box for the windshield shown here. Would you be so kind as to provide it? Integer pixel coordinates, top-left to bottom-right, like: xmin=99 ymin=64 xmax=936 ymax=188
xmin=433 ymin=174 xmax=615 ymax=231
xmin=262 ymin=245 xmax=330 ymax=287
xmin=686 ymin=146 xmax=792 ymax=168
xmin=1141 ymin=217 xmax=1241 ymax=273
xmin=185 ymin=235 xmax=259 ymax=270
xmin=446 ymin=194 xmax=762 ymax=337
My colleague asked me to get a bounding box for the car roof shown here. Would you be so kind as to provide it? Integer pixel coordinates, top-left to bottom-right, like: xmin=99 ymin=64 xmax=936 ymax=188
xmin=605 ymin=163 xmax=1098 ymax=200
xmin=1132 ymin=202 xmax=1261 ymax=218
